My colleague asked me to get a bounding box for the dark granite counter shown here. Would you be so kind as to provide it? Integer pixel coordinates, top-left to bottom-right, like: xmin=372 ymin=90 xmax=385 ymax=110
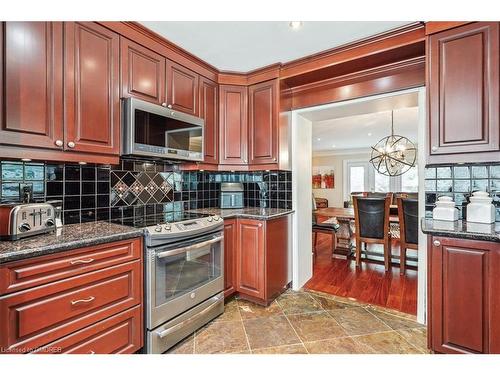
xmin=189 ymin=207 xmax=294 ymax=220
xmin=421 ymin=218 xmax=500 ymax=243
xmin=0 ymin=222 xmax=144 ymax=264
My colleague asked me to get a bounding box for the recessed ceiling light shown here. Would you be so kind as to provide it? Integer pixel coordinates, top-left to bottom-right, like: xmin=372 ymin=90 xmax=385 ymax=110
xmin=367 ymin=132 xmax=372 ymax=136
xmin=289 ymin=21 xmax=303 ymax=30
xmin=317 ymin=138 xmax=321 ymax=141
xmin=331 ymin=145 xmax=336 ymax=148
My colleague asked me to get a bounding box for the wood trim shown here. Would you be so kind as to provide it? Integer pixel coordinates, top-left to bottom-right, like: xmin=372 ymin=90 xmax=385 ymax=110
xmin=218 ymin=63 xmax=281 ymax=86
xmin=425 ymin=22 xmax=471 ymax=35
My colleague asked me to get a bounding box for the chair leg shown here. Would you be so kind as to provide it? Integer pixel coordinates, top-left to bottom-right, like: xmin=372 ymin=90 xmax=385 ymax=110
xmin=400 ymin=246 xmax=406 ymax=275
xmin=355 ymin=239 xmax=362 ymax=267
xmin=384 ymin=236 xmax=391 ymax=272
xmin=331 ymin=231 xmax=336 ymax=255
xmin=313 ymin=231 xmax=317 ymax=251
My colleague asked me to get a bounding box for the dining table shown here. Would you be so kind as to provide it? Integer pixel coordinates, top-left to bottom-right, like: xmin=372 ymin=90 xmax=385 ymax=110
xmin=314 ymin=207 xmax=399 ymax=259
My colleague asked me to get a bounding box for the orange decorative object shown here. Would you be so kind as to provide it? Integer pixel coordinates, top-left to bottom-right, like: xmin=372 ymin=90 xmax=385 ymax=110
xmin=312 ymin=174 xmax=322 ymax=189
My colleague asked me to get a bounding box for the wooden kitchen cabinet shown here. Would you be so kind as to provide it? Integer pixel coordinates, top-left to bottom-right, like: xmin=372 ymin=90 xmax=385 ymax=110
xmin=223 ymin=219 xmax=237 ymax=298
xmin=166 ymin=60 xmax=199 ymax=116
xmin=0 ymin=22 xmax=64 ymax=150
xmin=427 ymin=22 xmax=500 ymax=163
xmin=120 ymin=36 xmax=166 ymax=105
xmin=64 ymin=22 xmax=121 ymax=156
xmin=219 ymin=85 xmax=248 ymax=165
xmin=199 ymin=77 xmax=219 ymax=164
xmin=429 ymin=236 xmax=500 ymax=354
xmin=248 ymin=79 xmax=279 ymax=165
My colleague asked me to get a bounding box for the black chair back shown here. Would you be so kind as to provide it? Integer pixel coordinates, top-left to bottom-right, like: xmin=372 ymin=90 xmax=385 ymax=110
xmin=354 ymin=198 xmax=387 ymax=239
xmin=401 ymin=198 xmax=419 ymax=245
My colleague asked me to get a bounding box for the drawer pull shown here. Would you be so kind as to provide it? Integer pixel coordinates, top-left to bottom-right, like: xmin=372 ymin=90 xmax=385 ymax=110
xmin=70 ymin=258 xmax=95 ymax=265
xmin=71 ymin=296 xmax=95 ymax=305
xmin=89 ymin=350 xmax=95 ymax=354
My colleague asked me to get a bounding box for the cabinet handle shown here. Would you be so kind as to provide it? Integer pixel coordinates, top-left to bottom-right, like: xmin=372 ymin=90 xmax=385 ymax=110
xmin=89 ymin=350 xmax=95 ymax=354
xmin=67 ymin=141 xmax=75 ymax=148
xmin=55 ymin=139 xmax=63 ymax=147
xmin=433 ymin=240 xmax=441 ymax=247
xmin=70 ymin=258 xmax=94 ymax=265
xmin=258 ymin=223 xmax=263 ymax=227
xmin=161 ymin=102 xmax=167 ymax=107
xmin=167 ymin=104 xmax=173 ymax=109
xmin=71 ymin=296 xmax=95 ymax=305
xmin=431 ymin=146 xmax=437 ymax=152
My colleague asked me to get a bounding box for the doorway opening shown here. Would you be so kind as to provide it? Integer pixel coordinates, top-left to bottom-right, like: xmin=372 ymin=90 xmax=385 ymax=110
xmin=291 ymin=87 xmax=426 ymax=322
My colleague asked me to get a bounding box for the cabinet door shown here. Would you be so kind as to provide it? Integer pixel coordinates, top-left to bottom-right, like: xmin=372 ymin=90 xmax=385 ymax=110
xmin=489 ymin=246 xmax=500 ymax=353
xmin=430 ymin=237 xmax=490 ymax=354
xmin=248 ymin=79 xmax=279 ymax=165
xmin=120 ymin=37 xmax=165 ymax=105
xmin=199 ymin=77 xmax=218 ymax=164
xmin=64 ymin=22 xmax=120 ymax=155
xmin=166 ymin=60 xmax=199 ymax=116
xmin=223 ymin=219 xmax=237 ymax=298
xmin=236 ymin=219 xmax=265 ymax=300
xmin=428 ymin=22 xmax=499 ymax=161
xmin=219 ymin=85 xmax=248 ymax=165
xmin=0 ymin=22 xmax=64 ymax=150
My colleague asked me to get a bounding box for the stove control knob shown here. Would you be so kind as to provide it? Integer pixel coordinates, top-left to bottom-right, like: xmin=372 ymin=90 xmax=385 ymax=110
xmin=18 ymin=222 xmax=31 ymax=233
xmin=155 ymin=224 xmax=162 ymax=232
xmin=207 ymin=216 xmax=213 ymax=222
xmin=45 ymin=218 xmax=55 ymax=227
xmin=213 ymin=215 xmax=220 ymax=221
xmin=164 ymin=224 xmax=171 ymax=231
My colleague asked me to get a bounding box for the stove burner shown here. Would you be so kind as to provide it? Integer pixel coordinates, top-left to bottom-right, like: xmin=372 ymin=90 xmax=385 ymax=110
xmin=120 ymin=212 xmax=211 ymax=229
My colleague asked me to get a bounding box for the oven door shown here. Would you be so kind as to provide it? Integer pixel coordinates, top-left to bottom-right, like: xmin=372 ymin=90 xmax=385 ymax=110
xmin=146 ymin=231 xmax=224 ymax=329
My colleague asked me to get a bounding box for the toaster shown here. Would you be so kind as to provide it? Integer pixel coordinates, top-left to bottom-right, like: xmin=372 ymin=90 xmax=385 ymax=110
xmin=220 ymin=183 xmax=244 ymax=209
xmin=0 ymin=202 xmax=57 ymax=240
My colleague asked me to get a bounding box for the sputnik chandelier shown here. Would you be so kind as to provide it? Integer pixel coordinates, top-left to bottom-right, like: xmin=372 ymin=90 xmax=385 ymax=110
xmin=369 ymin=111 xmax=416 ymax=177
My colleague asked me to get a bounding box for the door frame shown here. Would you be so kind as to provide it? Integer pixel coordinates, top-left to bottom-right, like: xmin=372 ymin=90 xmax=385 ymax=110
xmin=291 ymin=86 xmax=427 ymax=324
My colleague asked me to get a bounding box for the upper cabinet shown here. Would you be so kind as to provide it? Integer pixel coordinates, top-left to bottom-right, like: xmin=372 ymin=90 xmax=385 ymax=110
xmin=0 ymin=22 xmax=64 ymax=150
xmin=64 ymin=22 xmax=121 ymax=156
xmin=199 ymin=77 xmax=219 ymax=164
xmin=219 ymin=85 xmax=248 ymax=165
xmin=428 ymin=22 xmax=500 ymax=163
xmin=120 ymin=37 xmax=166 ymax=105
xmin=248 ymin=79 xmax=279 ymax=165
xmin=166 ymin=60 xmax=199 ymax=116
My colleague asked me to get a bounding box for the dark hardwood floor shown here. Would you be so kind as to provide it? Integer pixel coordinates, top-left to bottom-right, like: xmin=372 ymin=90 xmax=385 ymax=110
xmin=304 ymin=231 xmax=418 ymax=315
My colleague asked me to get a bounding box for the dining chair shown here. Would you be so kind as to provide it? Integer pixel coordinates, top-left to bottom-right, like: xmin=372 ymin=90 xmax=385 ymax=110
xmin=353 ymin=195 xmax=392 ymax=271
xmin=397 ymin=197 xmax=419 ymax=275
xmin=312 ymin=212 xmax=339 ymax=262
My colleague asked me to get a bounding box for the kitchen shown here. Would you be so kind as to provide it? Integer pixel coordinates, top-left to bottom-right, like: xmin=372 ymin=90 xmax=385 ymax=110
xmin=1 ymin=1 xmax=499 ymax=372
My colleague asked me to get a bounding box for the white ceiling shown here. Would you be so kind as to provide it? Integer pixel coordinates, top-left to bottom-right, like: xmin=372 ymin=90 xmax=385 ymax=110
xmin=140 ymin=21 xmax=410 ymax=72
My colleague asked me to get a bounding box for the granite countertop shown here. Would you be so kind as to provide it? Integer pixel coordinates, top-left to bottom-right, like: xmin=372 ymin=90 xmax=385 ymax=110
xmin=421 ymin=218 xmax=500 ymax=243
xmin=189 ymin=207 xmax=294 ymax=220
xmin=0 ymin=222 xmax=144 ymax=264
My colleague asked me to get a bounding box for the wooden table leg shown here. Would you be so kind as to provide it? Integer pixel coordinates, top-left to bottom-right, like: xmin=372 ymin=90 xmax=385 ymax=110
xmin=332 ymin=218 xmax=353 ymax=259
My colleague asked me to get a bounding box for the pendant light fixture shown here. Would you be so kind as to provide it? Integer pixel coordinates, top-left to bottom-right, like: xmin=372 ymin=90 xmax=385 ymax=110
xmin=369 ymin=110 xmax=416 ymax=177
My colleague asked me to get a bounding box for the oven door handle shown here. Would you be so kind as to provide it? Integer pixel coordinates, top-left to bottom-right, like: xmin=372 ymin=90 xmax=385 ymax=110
xmin=156 ymin=295 xmax=221 ymax=339
xmin=156 ymin=235 xmax=223 ymax=259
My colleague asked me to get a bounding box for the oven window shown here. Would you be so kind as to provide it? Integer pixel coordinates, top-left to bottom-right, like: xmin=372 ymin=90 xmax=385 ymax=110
xmin=155 ymin=239 xmax=222 ymax=306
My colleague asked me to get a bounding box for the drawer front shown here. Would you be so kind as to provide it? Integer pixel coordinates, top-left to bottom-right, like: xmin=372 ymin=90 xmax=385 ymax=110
xmin=0 ymin=260 xmax=142 ymax=353
xmin=0 ymin=237 xmax=142 ymax=295
xmin=34 ymin=305 xmax=142 ymax=354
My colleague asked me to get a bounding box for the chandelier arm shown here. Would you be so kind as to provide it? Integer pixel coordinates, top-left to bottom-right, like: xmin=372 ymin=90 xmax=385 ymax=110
xmin=383 ymin=153 xmax=415 ymax=167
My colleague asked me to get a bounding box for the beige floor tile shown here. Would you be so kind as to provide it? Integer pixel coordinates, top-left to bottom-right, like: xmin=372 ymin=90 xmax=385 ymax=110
xmin=277 ymin=292 xmax=323 ymax=315
xmin=195 ymin=320 xmax=249 ymax=354
xmin=237 ymin=299 xmax=283 ymax=320
xmin=329 ymin=307 xmax=391 ymax=336
xmin=252 ymin=343 xmax=308 ymax=354
xmin=366 ymin=307 xmax=423 ymax=330
xmin=396 ymin=327 xmax=430 ymax=354
xmin=243 ymin=315 xmax=301 ymax=350
xmin=305 ymin=337 xmax=375 ymax=354
xmin=354 ymin=331 xmax=422 ymax=354
xmin=308 ymin=293 xmax=356 ymax=311
xmin=286 ymin=312 xmax=348 ymax=342
xmin=216 ymin=298 xmax=241 ymax=322
xmin=166 ymin=334 xmax=195 ymax=354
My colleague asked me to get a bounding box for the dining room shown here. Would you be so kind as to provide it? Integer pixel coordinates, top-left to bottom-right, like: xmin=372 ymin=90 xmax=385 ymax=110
xmin=302 ymin=89 xmax=424 ymax=317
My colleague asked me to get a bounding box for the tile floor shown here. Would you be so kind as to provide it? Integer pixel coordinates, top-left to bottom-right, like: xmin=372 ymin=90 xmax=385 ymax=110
xmin=167 ymin=289 xmax=429 ymax=354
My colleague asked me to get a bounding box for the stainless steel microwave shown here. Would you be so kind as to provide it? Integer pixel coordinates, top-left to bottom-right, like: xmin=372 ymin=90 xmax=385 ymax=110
xmin=122 ymin=98 xmax=204 ymax=162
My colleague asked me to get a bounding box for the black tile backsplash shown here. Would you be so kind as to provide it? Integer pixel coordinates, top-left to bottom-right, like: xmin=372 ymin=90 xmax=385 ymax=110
xmin=425 ymin=163 xmax=500 ymax=221
xmin=0 ymin=158 xmax=292 ymax=225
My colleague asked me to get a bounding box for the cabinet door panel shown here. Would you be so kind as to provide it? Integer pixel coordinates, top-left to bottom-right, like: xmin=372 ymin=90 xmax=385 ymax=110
xmin=223 ymin=219 xmax=237 ymax=298
xmin=428 ymin=22 xmax=499 ymax=158
xmin=121 ymin=37 xmax=165 ymax=105
xmin=236 ymin=219 xmax=265 ymax=299
xmin=199 ymin=77 xmax=218 ymax=164
xmin=64 ymin=22 xmax=120 ymax=155
xmin=219 ymin=85 xmax=248 ymax=165
xmin=166 ymin=60 xmax=199 ymax=116
xmin=0 ymin=22 xmax=64 ymax=149
xmin=249 ymin=79 xmax=279 ymax=165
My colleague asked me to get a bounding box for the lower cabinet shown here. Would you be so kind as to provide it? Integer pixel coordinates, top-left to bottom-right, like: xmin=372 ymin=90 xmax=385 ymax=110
xmin=429 ymin=236 xmax=500 ymax=354
xmin=0 ymin=237 xmax=143 ymax=354
xmin=224 ymin=215 xmax=290 ymax=305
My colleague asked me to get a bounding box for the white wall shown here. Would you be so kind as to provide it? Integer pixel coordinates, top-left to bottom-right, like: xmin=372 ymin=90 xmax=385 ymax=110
xmin=291 ymin=113 xmax=313 ymax=290
xmin=312 ymin=150 xmax=371 ymax=207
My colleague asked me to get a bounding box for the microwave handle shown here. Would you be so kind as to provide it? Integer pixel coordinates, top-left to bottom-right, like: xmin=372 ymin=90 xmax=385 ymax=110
xmin=156 ymin=235 xmax=222 ymax=259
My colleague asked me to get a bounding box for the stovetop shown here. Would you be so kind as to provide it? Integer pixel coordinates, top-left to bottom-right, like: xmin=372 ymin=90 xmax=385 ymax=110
xmin=122 ymin=212 xmax=211 ymax=229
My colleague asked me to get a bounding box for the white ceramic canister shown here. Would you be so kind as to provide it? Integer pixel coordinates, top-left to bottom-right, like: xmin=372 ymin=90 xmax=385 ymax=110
xmin=433 ymin=196 xmax=459 ymax=221
xmin=466 ymin=191 xmax=496 ymax=224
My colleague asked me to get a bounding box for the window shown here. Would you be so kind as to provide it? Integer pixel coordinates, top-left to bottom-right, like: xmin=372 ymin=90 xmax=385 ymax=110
xmin=349 ymin=166 xmax=366 ymax=193
xmin=401 ymin=166 xmax=418 ymax=192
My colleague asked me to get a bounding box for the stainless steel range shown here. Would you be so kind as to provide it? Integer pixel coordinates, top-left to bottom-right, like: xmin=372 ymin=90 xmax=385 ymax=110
xmin=134 ymin=212 xmax=224 ymax=354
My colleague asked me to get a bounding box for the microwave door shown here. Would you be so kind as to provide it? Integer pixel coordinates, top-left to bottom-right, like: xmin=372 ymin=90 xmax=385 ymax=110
xmin=165 ymin=127 xmax=203 ymax=158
